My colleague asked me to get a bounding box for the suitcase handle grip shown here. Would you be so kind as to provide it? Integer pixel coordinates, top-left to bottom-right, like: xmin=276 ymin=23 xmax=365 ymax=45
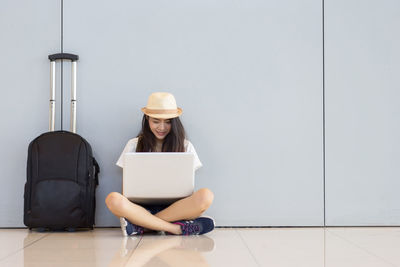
xmin=48 ymin=53 xmax=79 ymax=62
xmin=48 ymin=53 xmax=79 ymax=133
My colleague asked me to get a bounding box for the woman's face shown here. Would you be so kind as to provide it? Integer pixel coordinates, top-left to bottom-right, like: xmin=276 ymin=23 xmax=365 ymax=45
xmin=148 ymin=117 xmax=172 ymax=141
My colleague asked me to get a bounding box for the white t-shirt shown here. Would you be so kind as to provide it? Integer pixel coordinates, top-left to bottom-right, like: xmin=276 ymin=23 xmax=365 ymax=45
xmin=116 ymin=137 xmax=203 ymax=171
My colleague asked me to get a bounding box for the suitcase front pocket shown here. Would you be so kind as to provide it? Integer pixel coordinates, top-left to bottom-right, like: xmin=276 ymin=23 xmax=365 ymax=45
xmin=30 ymin=178 xmax=85 ymax=227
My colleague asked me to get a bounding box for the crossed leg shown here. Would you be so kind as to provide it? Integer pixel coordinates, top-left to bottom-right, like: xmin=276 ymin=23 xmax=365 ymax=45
xmin=105 ymin=188 xmax=214 ymax=235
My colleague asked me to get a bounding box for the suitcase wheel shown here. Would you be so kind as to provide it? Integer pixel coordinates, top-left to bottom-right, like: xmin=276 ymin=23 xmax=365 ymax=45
xmin=66 ymin=227 xmax=76 ymax=232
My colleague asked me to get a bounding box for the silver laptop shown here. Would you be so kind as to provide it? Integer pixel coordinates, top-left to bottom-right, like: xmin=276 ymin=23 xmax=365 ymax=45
xmin=122 ymin=152 xmax=195 ymax=204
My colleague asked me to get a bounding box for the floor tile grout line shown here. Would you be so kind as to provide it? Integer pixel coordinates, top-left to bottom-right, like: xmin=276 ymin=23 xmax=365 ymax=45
xmin=123 ymin=234 xmax=144 ymax=267
xmin=326 ymin=229 xmax=399 ymax=267
xmin=22 ymin=233 xmax=51 ymax=249
xmin=0 ymin=233 xmax=50 ymax=263
xmin=235 ymin=229 xmax=262 ymax=267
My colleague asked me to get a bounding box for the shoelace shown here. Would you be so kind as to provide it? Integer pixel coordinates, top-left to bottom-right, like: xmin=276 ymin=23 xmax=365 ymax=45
xmin=182 ymin=221 xmax=200 ymax=235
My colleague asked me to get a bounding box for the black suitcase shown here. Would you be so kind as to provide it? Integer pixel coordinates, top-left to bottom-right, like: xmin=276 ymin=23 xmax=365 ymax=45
xmin=24 ymin=53 xmax=100 ymax=230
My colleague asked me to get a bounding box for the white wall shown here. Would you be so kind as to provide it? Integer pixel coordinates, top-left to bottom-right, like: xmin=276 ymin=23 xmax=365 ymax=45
xmin=325 ymin=0 xmax=400 ymax=226
xmin=1 ymin=0 xmax=398 ymax=227
xmin=0 ymin=0 xmax=61 ymax=227
xmin=63 ymin=0 xmax=324 ymax=227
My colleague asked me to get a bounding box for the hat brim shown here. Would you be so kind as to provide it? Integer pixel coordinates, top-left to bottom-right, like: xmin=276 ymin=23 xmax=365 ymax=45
xmin=141 ymin=107 xmax=182 ymax=119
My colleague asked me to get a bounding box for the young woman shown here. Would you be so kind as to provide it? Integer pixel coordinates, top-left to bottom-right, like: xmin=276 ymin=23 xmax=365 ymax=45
xmin=105 ymin=92 xmax=215 ymax=236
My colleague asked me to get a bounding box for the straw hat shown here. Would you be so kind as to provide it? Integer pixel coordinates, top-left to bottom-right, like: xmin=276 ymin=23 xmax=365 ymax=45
xmin=141 ymin=92 xmax=183 ymax=119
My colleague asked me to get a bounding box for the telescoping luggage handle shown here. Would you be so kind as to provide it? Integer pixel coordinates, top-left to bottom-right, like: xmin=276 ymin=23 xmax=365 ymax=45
xmin=48 ymin=53 xmax=79 ymax=133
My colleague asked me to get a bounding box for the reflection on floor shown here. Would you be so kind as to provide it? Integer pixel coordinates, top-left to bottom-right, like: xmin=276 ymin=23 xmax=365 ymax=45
xmin=1 ymin=227 xmax=400 ymax=266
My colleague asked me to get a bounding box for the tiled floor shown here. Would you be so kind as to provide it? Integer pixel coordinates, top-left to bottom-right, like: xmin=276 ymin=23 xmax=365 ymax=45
xmin=1 ymin=227 xmax=400 ymax=267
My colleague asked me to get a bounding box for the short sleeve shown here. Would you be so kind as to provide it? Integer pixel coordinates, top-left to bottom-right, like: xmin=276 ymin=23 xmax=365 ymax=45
xmin=185 ymin=140 xmax=203 ymax=171
xmin=116 ymin=138 xmax=138 ymax=168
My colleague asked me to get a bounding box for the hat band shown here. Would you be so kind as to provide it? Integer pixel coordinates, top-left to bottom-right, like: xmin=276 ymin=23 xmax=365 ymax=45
xmin=144 ymin=108 xmax=178 ymax=114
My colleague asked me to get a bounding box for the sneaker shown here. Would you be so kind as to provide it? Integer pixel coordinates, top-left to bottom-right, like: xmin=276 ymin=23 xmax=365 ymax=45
xmin=120 ymin=217 xmax=144 ymax=236
xmin=173 ymin=216 xmax=215 ymax=235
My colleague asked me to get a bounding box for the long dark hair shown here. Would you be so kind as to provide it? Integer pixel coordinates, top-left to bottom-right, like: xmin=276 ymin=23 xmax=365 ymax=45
xmin=136 ymin=115 xmax=186 ymax=152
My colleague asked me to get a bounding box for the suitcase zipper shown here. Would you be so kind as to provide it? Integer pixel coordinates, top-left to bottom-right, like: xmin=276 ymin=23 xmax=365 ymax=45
xmin=27 ymin=143 xmax=35 ymax=214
